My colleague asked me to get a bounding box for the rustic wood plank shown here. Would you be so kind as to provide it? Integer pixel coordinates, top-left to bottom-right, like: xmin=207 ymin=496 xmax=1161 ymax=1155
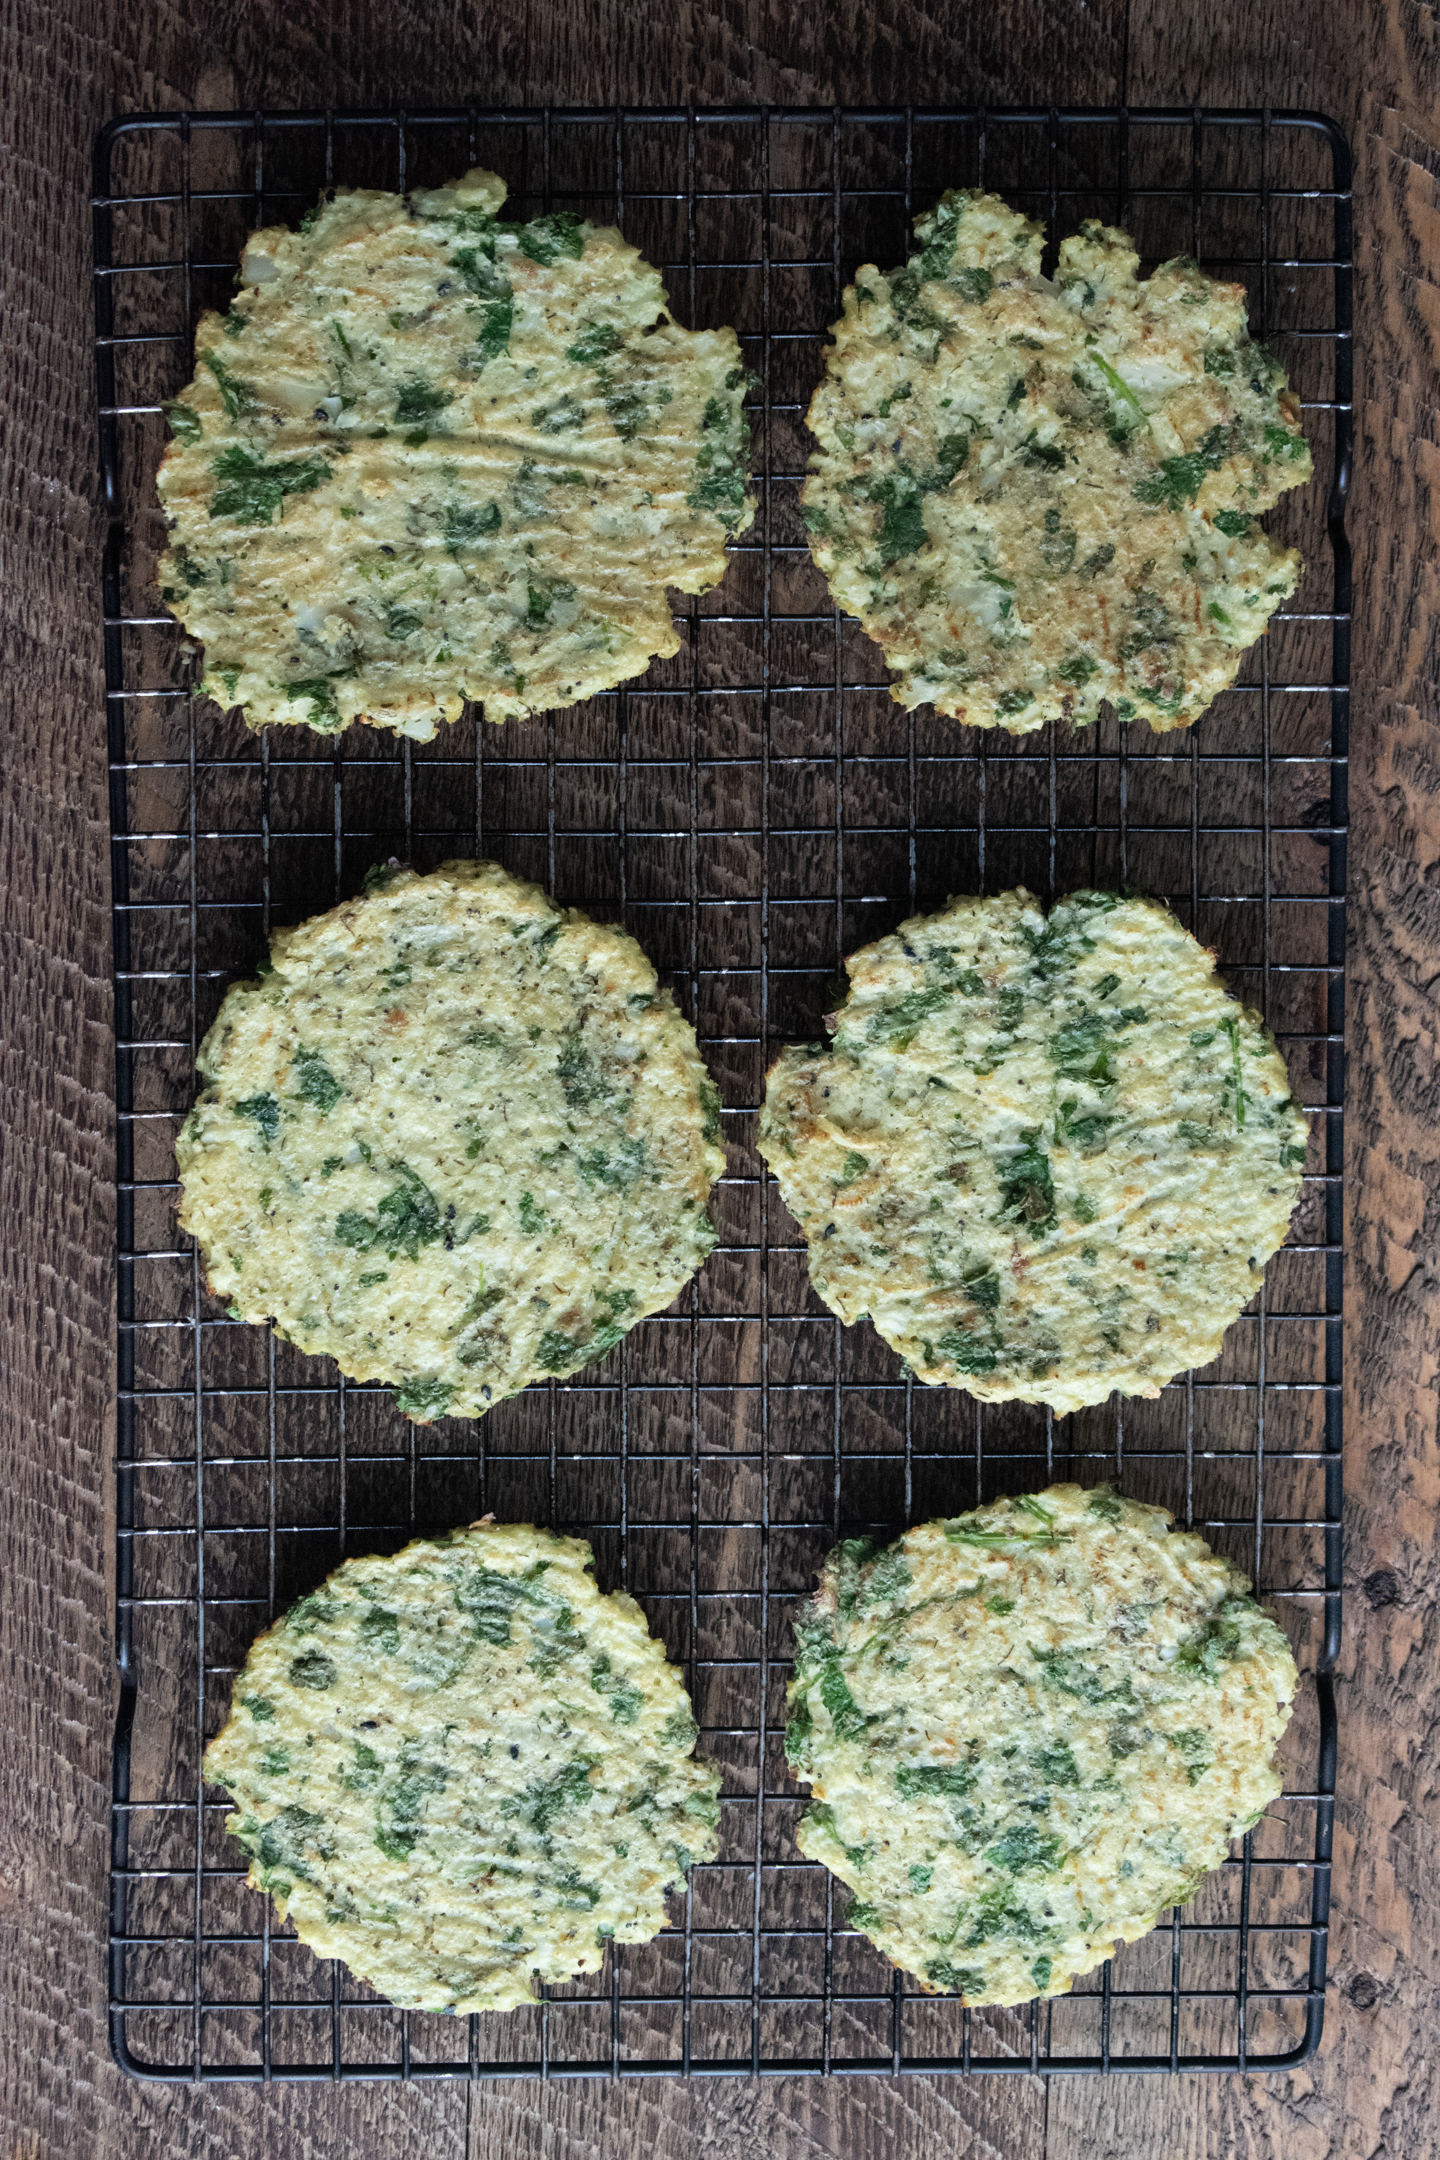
xmin=463 ymin=2071 xmax=1046 ymax=2160
xmin=4 ymin=1 xmax=1435 ymax=2156
xmin=1047 ymin=3 xmax=1440 ymax=2154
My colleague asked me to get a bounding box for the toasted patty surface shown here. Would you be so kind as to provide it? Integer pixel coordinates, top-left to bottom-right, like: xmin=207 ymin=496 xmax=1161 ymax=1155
xmin=176 ymin=860 xmax=725 ymax=1420
xmin=204 ymin=1522 xmax=721 ymax=2011
xmin=758 ymin=889 xmax=1305 ymax=1415
xmin=786 ymin=1486 xmax=1298 ymax=2006
xmin=801 ymin=189 xmax=1311 ymax=734
xmin=157 ymin=166 xmax=754 ymax=740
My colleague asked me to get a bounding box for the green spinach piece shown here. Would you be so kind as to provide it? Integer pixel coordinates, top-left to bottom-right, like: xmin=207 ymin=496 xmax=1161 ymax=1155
xmin=234 ymin=1092 xmax=280 ymax=1148
xmin=359 ymin=1605 xmax=400 ymax=1654
xmin=393 ymin=1375 xmax=455 ymax=1420
xmin=997 ymin=1129 xmax=1056 ymax=1234
xmin=1132 ymin=426 xmax=1230 ymax=509
xmin=516 ymin=212 xmax=586 ymax=266
xmin=986 ymin=1822 xmax=1064 ymax=1874
xmin=685 ymin=423 xmax=749 ymax=525
xmin=556 ymin=1031 xmax=607 ymax=1108
xmin=818 ymin=1660 xmax=870 ymax=1743
xmin=394 ymin=377 xmax=452 ymax=434
xmin=455 ymin=1563 xmax=543 ymax=1645
xmin=444 ymin=498 xmax=503 ymax=548
xmin=868 ymin=985 xmax=948 ymax=1050
xmin=334 ymin=1163 xmax=443 ymax=1261
xmin=375 ymin=1748 xmax=447 ymax=1861
xmin=524 ymin=1757 xmax=596 ymax=1837
xmin=896 ymin=1763 xmax=975 ymax=1801
xmin=1170 ymin=1727 xmax=1215 ymax=1784
xmin=927 ymin=1958 xmax=988 ymax=1993
xmin=1034 ymin=1740 xmax=1080 ymax=1787
xmin=288 ymin=1649 xmax=337 ymax=1690
xmin=292 ymin=1046 xmax=343 ymax=1114
xmin=209 ymin=444 xmax=331 ymax=525
xmin=1049 ymin=1013 xmax=1118 ymax=1088
xmin=1029 ymin=1645 xmax=1134 ymax=1705
xmin=867 ymin=468 xmax=928 ymax=565
xmin=591 ymin=1653 xmax=644 ymax=1725
xmin=281 ymin=672 xmax=351 ymax=730
xmin=935 ymin=1328 xmax=997 ymax=1375
xmin=566 ymin=320 xmax=624 ymax=367
xmin=534 ymin=1316 xmax=628 ymax=1372
xmin=1174 ymin=1602 xmax=1247 ymax=1683
xmin=201 ymin=349 xmax=260 ymax=421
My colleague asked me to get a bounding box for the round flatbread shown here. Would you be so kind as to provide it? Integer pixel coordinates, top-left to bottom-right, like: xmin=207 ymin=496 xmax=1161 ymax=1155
xmin=156 ymin=166 xmax=754 ymax=740
xmin=801 ymin=189 xmax=1311 ymax=735
xmin=786 ymin=1485 xmax=1297 ymax=2006
xmin=204 ymin=1521 xmax=720 ymax=2012
xmin=176 ymin=860 xmax=724 ymax=1419
xmin=758 ymin=888 xmax=1305 ymax=1415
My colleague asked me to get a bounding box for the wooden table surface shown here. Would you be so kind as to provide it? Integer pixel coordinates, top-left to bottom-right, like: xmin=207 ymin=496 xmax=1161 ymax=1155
xmin=5 ymin=2 xmax=1438 ymax=2154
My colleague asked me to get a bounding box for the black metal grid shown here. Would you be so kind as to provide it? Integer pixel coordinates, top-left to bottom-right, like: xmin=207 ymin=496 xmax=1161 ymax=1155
xmin=95 ymin=104 xmax=1349 ymax=2083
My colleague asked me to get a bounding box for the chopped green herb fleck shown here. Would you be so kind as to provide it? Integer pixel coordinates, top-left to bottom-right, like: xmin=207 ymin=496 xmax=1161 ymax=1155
xmin=556 ymin=1031 xmax=607 ymax=1109
xmin=334 ymin=1163 xmax=443 ymax=1261
xmin=445 ymin=500 xmax=502 ymax=548
xmin=566 ymin=320 xmax=624 ymax=367
xmin=516 ymin=213 xmax=586 ymax=266
xmin=393 ymin=1375 xmax=455 ymax=1420
xmin=524 ymin=1757 xmax=596 ymax=1836
xmin=453 ymin=1563 xmax=544 ymax=1646
xmin=935 ymin=1328 xmax=998 ymax=1375
xmin=1030 ymin=1645 xmax=1134 ymax=1705
xmin=987 ymin=1822 xmax=1064 ymax=1874
xmin=234 ymin=1091 xmax=280 ymax=1151
xmin=358 ymin=1606 xmax=400 ymax=1654
xmin=1018 ymin=430 xmax=1066 ymax=470
xmin=209 ymin=443 xmax=331 ymax=525
xmin=591 ymin=1654 xmax=644 ymax=1725
xmin=868 ymin=985 xmax=948 ymax=1050
xmin=292 ymin=1046 xmax=343 ymax=1114
xmin=201 ymin=349 xmax=261 ymax=420
xmin=288 ymin=1649 xmax=337 ymax=1691
xmin=393 ymin=376 xmax=453 ymax=432
xmin=817 ymin=1660 xmax=871 ymax=1743
xmin=1174 ymin=1602 xmax=1247 ymax=1683
xmin=867 ymin=468 xmax=928 ymax=565
xmin=1034 ymin=1740 xmax=1080 ymax=1787
xmin=1263 ymin=421 xmax=1307 ymax=464
xmin=927 ymin=1958 xmax=988 ymax=1993
xmin=895 ymin=1763 xmax=975 ymax=1801
xmin=1171 ymin=1727 xmax=1215 ymax=1784
xmin=998 ymin=1129 xmax=1056 ymax=1234
xmin=473 ymin=294 xmax=514 ymax=367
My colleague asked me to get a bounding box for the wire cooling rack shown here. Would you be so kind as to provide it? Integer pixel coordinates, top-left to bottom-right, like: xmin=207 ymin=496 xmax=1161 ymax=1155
xmin=95 ymin=105 xmax=1349 ymax=2082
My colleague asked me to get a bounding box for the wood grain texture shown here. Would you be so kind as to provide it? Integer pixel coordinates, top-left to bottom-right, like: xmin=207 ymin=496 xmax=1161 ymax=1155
xmin=1044 ymin=6 xmax=1440 ymax=2158
xmin=2 ymin=2 xmax=1436 ymax=2156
